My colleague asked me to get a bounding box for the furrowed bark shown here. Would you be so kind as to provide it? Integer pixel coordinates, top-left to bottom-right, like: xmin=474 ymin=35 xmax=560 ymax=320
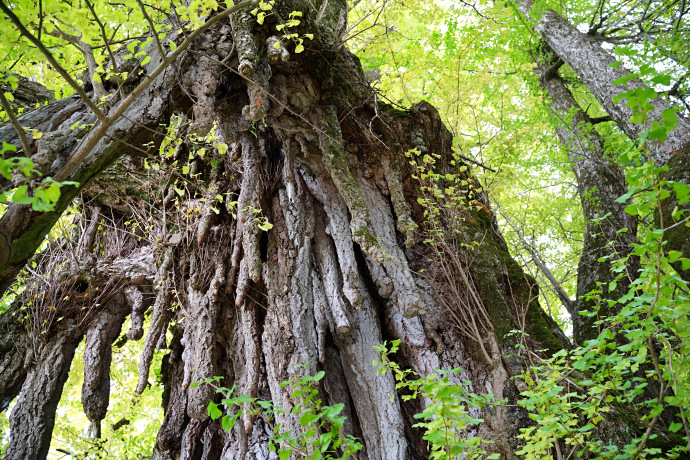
xmin=4 ymin=319 xmax=82 ymax=460
xmin=0 ymin=306 xmax=29 ymax=412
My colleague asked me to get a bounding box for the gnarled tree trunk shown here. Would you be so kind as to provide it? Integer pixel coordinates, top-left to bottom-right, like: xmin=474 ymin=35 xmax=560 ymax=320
xmin=1 ymin=1 xmax=573 ymax=458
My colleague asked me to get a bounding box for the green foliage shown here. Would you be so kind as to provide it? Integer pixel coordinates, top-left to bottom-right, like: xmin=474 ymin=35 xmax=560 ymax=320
xmin=250 ymin=1 xmax=313 ymax=53
xmin=374 ymin=341 xmax=502 ymax=459
xmin=514 ymin=74 xmax=690 ymax=459
xmin=205 ymin=364 xmax=362 ymax=459
xmin=0 ymin=142 xmax=77 ymax=212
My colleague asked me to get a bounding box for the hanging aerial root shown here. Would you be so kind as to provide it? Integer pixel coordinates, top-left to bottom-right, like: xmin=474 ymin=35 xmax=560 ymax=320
xmin=282 ymin=138 xmax=297 ymax=203
xmin=136 ymin=247 xmax=175 ymax=394
xmin=79 ymin=205 xmax=102 ymax=254
xmin=312 ymin=211 xmax=353 ymax=333
xmin=240 ymin=299 xmax=260 ymax=432
xmin=196 ymin=163 xmax=223 ymax=245
xmin=231 ymin=10 xmax=271 ymax=122
xmin=319 ymin=106 xmax=385 ymax=262
xmin=4 ymin=319 xmax=81 ymax=460
xmin=234 ymin=133 xmax=263 ymax=308
xmin=226 ymin=224 xmax=242 ymax=294
xmin=183 ymin=258 xmax=225 ymax=419
xmin=125 ymin=286 xmax=146 ymax=340
xmin=381 ymin=154 xmax=416 ymax=248
xmin=82 ymin=291 xmax=131 ymax=438
xmin=358 ymin=178 xmax=427 ymax=318
xmin=300 ymin=168 xmax=364 ymax=310
xmin=312 ymin=276 xmax=329 ymax=363
xmin=184 ymin=54 xmax=221 ymax=135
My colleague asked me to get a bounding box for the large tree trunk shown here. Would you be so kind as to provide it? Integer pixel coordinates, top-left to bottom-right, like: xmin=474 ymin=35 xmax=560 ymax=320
xmin=0 ymin=2 xmax=598 ymax=459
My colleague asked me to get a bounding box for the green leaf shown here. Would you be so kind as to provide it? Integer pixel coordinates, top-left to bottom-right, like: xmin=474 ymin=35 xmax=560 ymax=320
xmin=207 ymin=402 xmax=222 ymax=420
xmin=221 ymin=414 xmax=237 ymax=432
xmin=669 ymin=422 xmax=683 ymax=433
xmin=651 ymin=75 xmax=671 ymax=85
xmin=668 ymin=251 xmax=683 ymax=263
xmin=12 ymin=185 xmax=33 ymax=205
xmin=257 ymin=220 xmax=273 ymax=231
xmin=546 ymin=385 xmax=563 ymax=398
xmin=573 ymin=358 xmax=589 ymax=371
xmin=681 ymin=258 xmax=690 ymax=271
xmin=613 ymin=74 xmax=636 ymax=85
xmin=42 ymin=182 xmax=61 ymax=203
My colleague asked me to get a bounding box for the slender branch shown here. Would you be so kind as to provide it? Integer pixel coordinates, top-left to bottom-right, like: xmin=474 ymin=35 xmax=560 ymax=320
xmin=43 ymin=23 xmax=108 ymax=100
xmin=0 ymin=89 xmax=32 ymax=156
xmin=633 ymin=344 xmax=666 ymax=459
xmin=589 ymin=115 xmax=613 ymax=124
xmin=136 ymin=0 xmax=166 ymax=59
xmin=501 ymin=209 xmax=576 ymax=313
xmin=0 ymin=0 xmax=108 ymax=122
xmin=665 ymin=71 xmax=689 ymax=97
xmin=37 ymin=0 xmax=43 ymax=40
xmin=456 ymin=152 xmax=497 ymax=172
xmin=675 ymin=0 xmax=686 ymax=32
xmin=84 ymin=0 xmax=120 ymax=73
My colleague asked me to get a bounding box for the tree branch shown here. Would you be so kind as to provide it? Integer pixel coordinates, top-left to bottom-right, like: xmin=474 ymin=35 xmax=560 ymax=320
xmin=500 ymin=209 xmax=576 ymax=314
xmin=456 ymin=152 xmax=497 ymax=172
xmin=54 ymin=0 xmax=259 ymax=182
xmin=136 ymin=0 xmax=166 ymax=59
xmin=0 ymin=90 xmax=32 ymax=156
xmin=589 ymin=115 xmax=612 ymax=124
xmin=84 ymin=0 xmax=120 ymax=74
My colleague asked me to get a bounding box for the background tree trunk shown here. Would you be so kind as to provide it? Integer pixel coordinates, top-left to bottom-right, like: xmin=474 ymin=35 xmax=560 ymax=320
xmin=536 ymin=54 xmax=638 ymax=345
xmin=519 ymin=3 xmax=690 ymax=165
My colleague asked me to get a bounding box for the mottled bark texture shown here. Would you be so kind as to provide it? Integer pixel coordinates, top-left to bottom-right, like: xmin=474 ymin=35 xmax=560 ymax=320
xmin=0 ymin=2 xmax=569 ymax=459
xmin=536 ymin=59 xmax=638 ymax=345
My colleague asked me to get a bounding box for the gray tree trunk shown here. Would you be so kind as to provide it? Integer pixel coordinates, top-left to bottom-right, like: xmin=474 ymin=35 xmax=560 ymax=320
xmin=536 ymin=58 xmax=638 ymax=345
